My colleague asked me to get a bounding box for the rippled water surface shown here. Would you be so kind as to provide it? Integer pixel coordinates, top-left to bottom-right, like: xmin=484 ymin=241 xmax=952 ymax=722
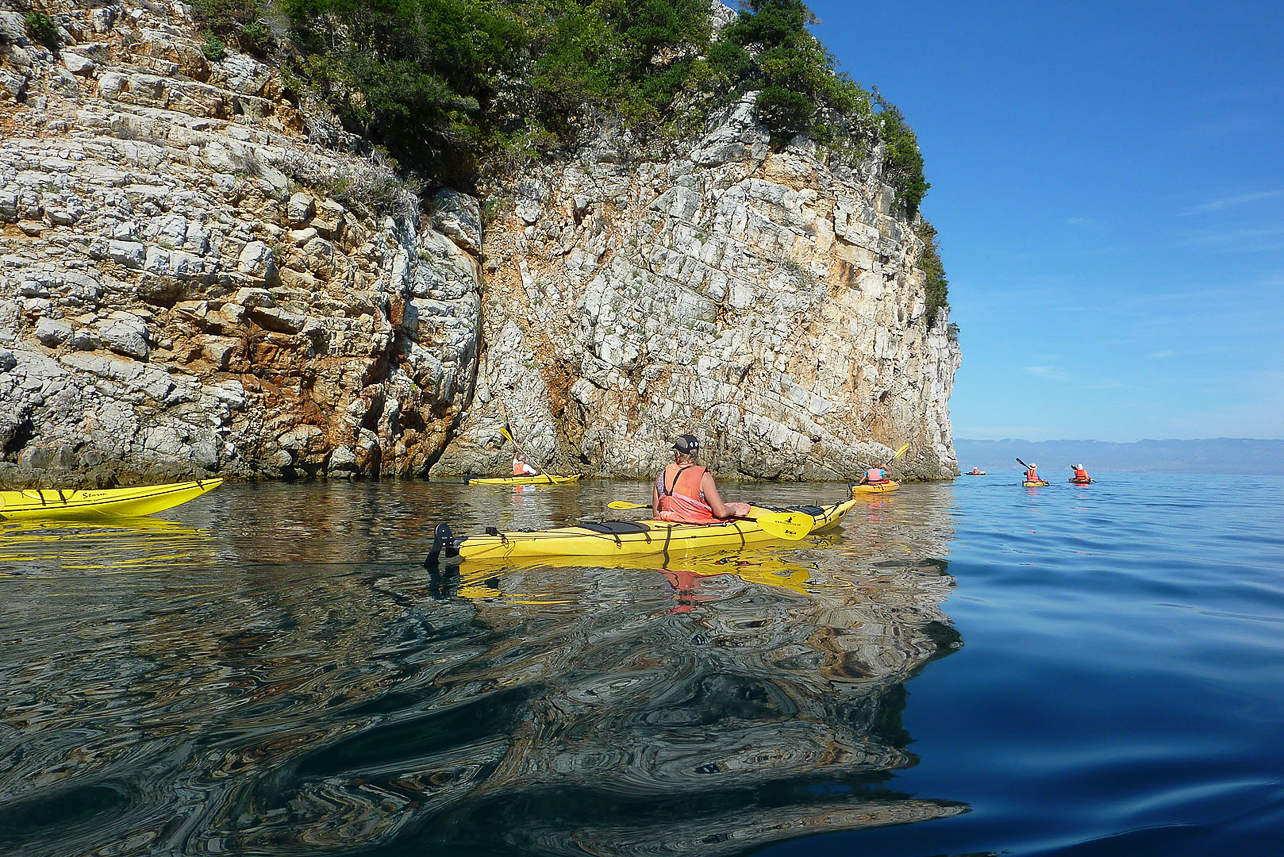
xmin=1 ymin=475 xmax=1281 ymax=856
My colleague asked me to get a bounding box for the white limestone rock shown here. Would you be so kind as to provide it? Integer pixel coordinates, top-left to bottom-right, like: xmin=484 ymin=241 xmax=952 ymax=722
xmin=96 ymin=312 xmax=150 ymax=360
xmin=431 ymin=189 xmax=481 ymax=255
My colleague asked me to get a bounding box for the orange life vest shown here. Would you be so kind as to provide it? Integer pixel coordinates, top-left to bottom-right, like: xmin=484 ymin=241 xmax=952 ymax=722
xmin=1026 ymin=467 xmax=1039 ymax=481
xmin=513 ymin=459 xmax=535 ymax=476
xmin=655 ymin=465 xmax=749 ymax=524
xmin=659 ymin=464 xmax=706 ymax=504
xmin=1072 ymin=467 xmax=1089 ymax=481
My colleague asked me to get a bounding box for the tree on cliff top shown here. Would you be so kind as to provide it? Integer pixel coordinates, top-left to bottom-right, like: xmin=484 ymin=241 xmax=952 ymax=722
xmin=709 ymin=0 xmax=869 ymax=147
xmin=278 ymin=0 xmax=934 ymax=232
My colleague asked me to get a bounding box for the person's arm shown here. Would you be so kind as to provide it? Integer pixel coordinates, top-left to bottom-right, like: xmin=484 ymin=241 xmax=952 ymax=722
xmin=652 ymin=473 xmax=662 ymax=516
xmin=701 ymin=471 xmax=735 ymax=519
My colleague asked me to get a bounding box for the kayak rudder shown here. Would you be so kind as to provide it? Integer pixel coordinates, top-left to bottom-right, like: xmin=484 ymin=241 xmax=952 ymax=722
xmin=424 ymin=522 xmax=462 ymax=570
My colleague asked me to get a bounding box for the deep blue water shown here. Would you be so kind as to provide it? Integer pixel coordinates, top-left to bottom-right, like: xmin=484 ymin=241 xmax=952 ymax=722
xmin=0 ymin=474 xmax=1281 ymax=856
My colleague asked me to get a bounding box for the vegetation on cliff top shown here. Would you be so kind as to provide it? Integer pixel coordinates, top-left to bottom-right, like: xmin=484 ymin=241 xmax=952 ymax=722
xmin=271 ymin=1 xmax=927 ymax=207
xmin=207 ymin=0 xmax=945 ymax=318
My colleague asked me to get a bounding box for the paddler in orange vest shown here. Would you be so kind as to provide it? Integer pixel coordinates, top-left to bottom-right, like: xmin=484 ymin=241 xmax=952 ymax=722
xmin=512 ymin=453 xmax=541 ymax=476
xmin=1025 ymin=462 xmax=1041 ymax=482
xmin=652 ymin=434 xmax=751 ymax=524
xmin=968 ymin=467 xmax=982 ymax=475
xmin=1070 ymin=463 xmax=1091 ymax=483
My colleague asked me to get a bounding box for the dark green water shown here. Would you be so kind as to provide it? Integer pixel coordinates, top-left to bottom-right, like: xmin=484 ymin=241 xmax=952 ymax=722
xmin=1 ymin=476 xmax=1281 ymax=855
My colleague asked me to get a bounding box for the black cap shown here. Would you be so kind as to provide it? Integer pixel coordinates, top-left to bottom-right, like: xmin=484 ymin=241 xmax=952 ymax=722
xmin=673 ymin=434 xmax=699 ymax=454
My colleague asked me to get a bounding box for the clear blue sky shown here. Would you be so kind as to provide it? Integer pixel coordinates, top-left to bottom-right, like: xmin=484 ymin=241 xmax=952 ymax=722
xmin=806 ymin=0 xmax=1284 ymax=441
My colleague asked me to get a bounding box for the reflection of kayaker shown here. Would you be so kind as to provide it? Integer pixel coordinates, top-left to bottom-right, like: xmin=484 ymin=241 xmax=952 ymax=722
xmin=430 ymin=546 xmax=818 ymax=605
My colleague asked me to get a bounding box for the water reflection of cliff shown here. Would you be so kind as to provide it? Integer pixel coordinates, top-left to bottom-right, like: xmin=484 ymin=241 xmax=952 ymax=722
xmin=0 ymin=481 xmax=964 ymax=856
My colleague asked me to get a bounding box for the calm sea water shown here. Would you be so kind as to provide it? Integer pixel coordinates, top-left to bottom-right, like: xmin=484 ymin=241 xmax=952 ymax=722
xmin=1 ymin=474 xmax=1281 ymax=856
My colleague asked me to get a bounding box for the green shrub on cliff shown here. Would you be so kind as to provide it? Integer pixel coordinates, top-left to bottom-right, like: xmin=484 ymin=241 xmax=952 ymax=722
xmin=917 ymin=221 xmax=949 ymax=327
xmin=875 ymin=91 xmax=929 ymax=219
xmin=192 ymin=0 xmax=276 ymax=56
xmin=711 ymin=0 xmax=870 ymax=146
xmin=24 ymin=12 xmax=58 ymax=45
xmin=201 ymin=31 xmax=227 ymax=61
xmin=281 ymin=0 xmax=525 ymax=182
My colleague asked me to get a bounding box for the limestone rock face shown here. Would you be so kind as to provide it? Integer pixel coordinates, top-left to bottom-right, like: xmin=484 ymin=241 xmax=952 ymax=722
xmin=433 ymin=96 xmax=960 ymax=480
xmin=0 ymin=1 xmax=957 ymax=486
xmin=0 ymin=0 xmax=479 ymax=484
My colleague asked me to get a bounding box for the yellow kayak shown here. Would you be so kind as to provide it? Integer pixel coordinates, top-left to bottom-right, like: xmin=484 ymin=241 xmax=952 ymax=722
xmin=851 ymin=480 xmax=898 ymax=495
xmin=465 ymin=474 xmax=581 ymax=486
xmin=0 ymin=479 xmax=222 ymax=521
xmin=1023 ymin=480 xmax=1050 ymax=487
xmin=426 ymin=499 xmax=858 ymax=566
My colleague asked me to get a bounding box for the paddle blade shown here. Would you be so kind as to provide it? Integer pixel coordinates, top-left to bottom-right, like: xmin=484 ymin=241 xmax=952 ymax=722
xmin=608 ymin=500 xmax=648 ymax=510
xmin=500 ymin=426 xmax=515 ymax=444
xmin=887 ymin=442 xmax=911 ymax=464
xmin=753 ymin=511 xmax=815 ymax=540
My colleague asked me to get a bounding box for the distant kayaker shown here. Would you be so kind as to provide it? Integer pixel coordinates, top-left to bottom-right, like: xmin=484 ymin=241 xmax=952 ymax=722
xmin=652 ymin=434 xmax=750 ymax=524
xmin=857 ymin=466 xmax=890 ymax=486
xmin=968 ymin=467 xmax=982 ymax=475
xmin=512 ymin=453 xmax=541 ymax=477
xmin=1070 ymin=463 xmax=1091 ymax=483
xmin=1025 ymin=462 xmax=1041 ymax=482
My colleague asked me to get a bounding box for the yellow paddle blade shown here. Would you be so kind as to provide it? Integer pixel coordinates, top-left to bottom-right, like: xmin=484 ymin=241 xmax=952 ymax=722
xmin=891 ymin=442 xmax=911 ymax=461
xmin=753 ymin=511 xmax=815 ymax=540
xmin=608 ymin=500 xmax=648 ymax=510
xmin=500 ymin=426 xmax=515 ymax=444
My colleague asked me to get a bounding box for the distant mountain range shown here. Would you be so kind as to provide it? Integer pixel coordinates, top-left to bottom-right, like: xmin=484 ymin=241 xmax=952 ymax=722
xmin=953 ymin=438 xmax=1284 ymax=475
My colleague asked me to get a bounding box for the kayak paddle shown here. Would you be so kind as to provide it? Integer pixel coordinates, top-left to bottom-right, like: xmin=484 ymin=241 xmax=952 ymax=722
xmin=500 ymin=425 xmax=521 ymax=454
xmin=605 ymin=501 xmax=815 ymax=540
xmin=749 ymin=510 xmax=815 ymax=540
xmin=884 ymin=442 xmax=911 ymax=467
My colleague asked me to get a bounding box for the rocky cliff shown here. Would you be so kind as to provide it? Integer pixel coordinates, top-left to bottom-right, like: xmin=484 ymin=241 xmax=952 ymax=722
xmin=434 ymin=95 xmax=960 ymax=480
xmin=0 ymin=0 xmax=482 ymax=484
xmin=0 ymin=0 xmax=959 ymax=486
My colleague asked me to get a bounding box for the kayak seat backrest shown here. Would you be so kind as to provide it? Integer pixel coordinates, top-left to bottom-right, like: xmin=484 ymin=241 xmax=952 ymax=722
xmin=579 ymin=521 xmax=652 ymax=535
